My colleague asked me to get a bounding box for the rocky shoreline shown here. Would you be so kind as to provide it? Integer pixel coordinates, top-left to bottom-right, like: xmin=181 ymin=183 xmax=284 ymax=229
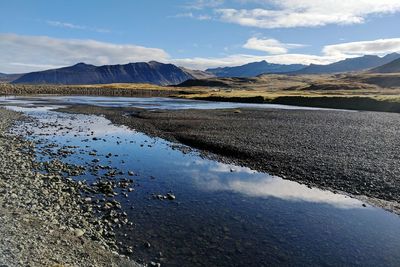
xmin=0 ymin=108 xmax=140 ymax=266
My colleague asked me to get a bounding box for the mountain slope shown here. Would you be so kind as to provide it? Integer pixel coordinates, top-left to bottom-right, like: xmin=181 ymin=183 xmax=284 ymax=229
xmin=206 ymin=61 xmax=306 ymax=77
xmin=292 ymin=53 xmax=400 ymax=74
xmin=369 ymin=58 xmax=400 ymax=73
xmin=12 ymin=62 xmax=210 ymax=85
xmin=180 ymin=67 xmax=215 ymax=79
xmin=0 ymin=73 xmax=24 ymax=83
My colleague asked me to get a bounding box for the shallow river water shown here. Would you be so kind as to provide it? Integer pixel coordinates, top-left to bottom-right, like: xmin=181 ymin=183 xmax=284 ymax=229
xmin=1 ymin=96 xmax=399 ymax=266
xmin=0 ymin=95 xmax=341 ymax=110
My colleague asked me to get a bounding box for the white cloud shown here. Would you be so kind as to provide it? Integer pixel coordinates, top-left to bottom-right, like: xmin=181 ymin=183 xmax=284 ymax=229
xmin=0 ymin=34 xmax=170 ymax=73
xmin=169 ymin=12 xmax=212 ymax=20
xmin=197 ymin=14 xmax=212 ymax=20
xmin=215 ymin=0 xmax=400 ymax=28
xmin=243 ymin=37 xmax=304 ymax=54
xmin=323 ymin=38 xmax=400 ymax=57
xmin=9 ymin=62 xmax=63 ymax=69
xmin=46 ymin=20 xmax=110 ymax=33
xmin=46 ymin=20 xmax=86 ymax=30
xmin=263 ymin=53 xmax=342 ymax=65
xmin=169 ymin=12 xmax=195 ymax=18
xmin=2 ymin=34 xmax=400 ymax=73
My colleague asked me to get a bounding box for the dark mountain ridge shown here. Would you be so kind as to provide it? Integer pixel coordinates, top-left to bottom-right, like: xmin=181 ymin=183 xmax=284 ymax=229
xmin=9 ymin=53 xmax=400 ymax=85
xmin=206 ymin=60 xmax=306 ymax=77
xmin=292 ymin=53 xmax=400 ymax=74
xmin=13 ymin=61 xmax=211 ymax=85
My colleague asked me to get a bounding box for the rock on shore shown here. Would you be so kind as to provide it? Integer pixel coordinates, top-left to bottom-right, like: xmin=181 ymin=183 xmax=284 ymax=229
xmin=0 ymin=108 xmax=140 ymax=266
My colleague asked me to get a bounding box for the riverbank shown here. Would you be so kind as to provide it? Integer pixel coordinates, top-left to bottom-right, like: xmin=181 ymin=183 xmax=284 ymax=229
xmin=2 ymin=80 xmax=400 ymax=113
xmin=0 ymin=83 xmax=178 ymax=97
xmin=176 ymin=73 xmax=400 ymax=113
xmin=189 ymin=95 xmax=400 ymax=113
xmin=59 ymin=105 xmax=400 ymax=213
xmin=0 ymin=108 xmax=139 ymax=266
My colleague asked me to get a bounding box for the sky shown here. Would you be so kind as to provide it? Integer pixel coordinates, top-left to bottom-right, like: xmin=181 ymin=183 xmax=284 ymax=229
xmin=1 ymin=0 xmax=400 ymax=73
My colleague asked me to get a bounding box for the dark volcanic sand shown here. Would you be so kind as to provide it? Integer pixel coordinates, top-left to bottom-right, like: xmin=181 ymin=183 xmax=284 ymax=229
xmin=59 ymin=105 xmax=400 ymax=209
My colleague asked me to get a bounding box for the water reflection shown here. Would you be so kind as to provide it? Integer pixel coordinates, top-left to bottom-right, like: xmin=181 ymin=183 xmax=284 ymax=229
xmin=180 ymin=161 xmax=363 ymax=209
xmin=0 ymin=95 xmax=344 ymax=111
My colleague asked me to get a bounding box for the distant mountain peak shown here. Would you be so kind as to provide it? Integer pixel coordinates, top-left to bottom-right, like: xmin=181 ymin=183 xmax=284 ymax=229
xmin=69 ymin=62 xmax=96 ymax=70
xmin=361 ymin=55 xmax=378 ymax=58
xmin=148 ymin=60 xmax=163 ymax=65
xmin=72 ymin=62 xmax=94 ymax=67
xmin=384 ymin=52 xmax=399 ymax=57
xmin=292 ymin=53 xmax=400 ymax=75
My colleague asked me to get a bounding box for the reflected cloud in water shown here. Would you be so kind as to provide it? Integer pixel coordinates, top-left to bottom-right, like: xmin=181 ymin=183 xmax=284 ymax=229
xmin=4 ymin=105 xmax=66 ymax=112
xmin=181 ymin=161 xmax=363 ymax=209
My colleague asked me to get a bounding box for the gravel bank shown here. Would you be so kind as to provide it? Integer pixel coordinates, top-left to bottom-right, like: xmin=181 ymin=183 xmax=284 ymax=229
xmin=60 ymin=105 xmax=400 ymax=212
xmin=0 ymin=108 xmax=140 ymax=266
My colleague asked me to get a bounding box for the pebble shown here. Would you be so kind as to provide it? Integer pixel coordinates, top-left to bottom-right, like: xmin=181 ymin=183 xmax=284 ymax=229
xmin=73 ymin=229 xmax=85 ymax=237
xmin=166 ymin=193 xmax=176 ymax=200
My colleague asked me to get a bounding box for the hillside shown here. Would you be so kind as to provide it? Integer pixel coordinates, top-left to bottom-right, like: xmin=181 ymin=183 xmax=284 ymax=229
xmin=175 ymin=73 xmax=380 ymax=91
xmin=292 ymin=53 xmax=400 ymax=74
xmin=0 ymin=73 xmax=24 ymax=83
xmin=206 ymin=60 xmax=306 ymax=77
xmin=180 ymin=67 xmax=215 ymax=79
xmin=370 ymin=58 xmax=400 ymax=73
xmin=12 ymin=62 xmax=211 ymax=86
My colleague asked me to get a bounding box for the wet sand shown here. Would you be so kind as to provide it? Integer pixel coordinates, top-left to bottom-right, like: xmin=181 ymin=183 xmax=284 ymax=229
xmin=60 ymin=105 xmax=400 ymax=212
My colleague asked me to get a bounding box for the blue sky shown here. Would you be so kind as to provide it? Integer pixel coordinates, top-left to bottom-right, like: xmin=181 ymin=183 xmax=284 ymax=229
xmin=1 ymin=0 xmax=400 ymax=73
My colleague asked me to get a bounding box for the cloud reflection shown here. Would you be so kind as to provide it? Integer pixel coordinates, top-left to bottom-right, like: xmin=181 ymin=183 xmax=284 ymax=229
xmin=184 ymin=161 xmax=363 ymax=209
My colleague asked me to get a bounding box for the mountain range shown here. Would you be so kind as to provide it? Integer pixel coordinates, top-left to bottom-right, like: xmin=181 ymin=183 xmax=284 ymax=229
xmin=206 ymin=61 xmax=306 ymax=77
xmin=370 ymin=58 xmax=400 ymax=73
xmin=291 ymin=53 xmax=400 ymax=74
xmin=5 ymin=53 xmax=400 ymax=85
xmin=12 ymin=61 xmax=212 ymax=86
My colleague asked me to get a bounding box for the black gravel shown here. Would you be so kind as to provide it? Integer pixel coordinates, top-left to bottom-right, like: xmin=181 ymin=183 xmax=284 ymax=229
xmin=60 ymin=105 xmax=400 ymax=205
